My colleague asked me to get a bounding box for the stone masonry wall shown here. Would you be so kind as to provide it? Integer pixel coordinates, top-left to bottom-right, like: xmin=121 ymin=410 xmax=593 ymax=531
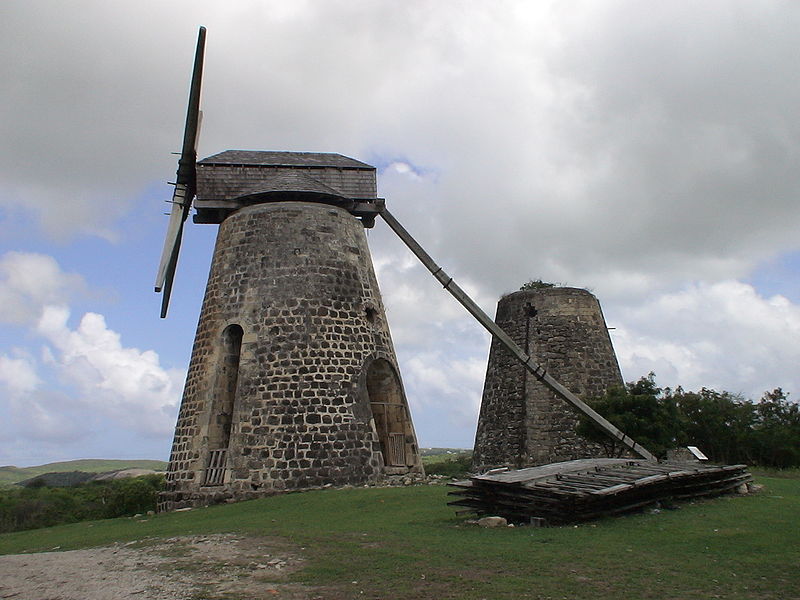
xmin=160 ymin=201 xmax=422 ymax=510
xmin=473 ymin=288 xmax=623 ymax=471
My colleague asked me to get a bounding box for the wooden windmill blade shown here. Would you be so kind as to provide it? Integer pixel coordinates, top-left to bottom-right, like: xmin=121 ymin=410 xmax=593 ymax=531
xmin=155 ymin=26 xmax=206 ymax=318
xmin=376 ymin=206 xmax=657 ymax=462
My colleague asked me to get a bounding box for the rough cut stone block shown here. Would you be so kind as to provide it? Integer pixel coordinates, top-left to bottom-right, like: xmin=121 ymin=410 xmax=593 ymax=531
xmin=473 ymin=288 xmax=623 ymax=472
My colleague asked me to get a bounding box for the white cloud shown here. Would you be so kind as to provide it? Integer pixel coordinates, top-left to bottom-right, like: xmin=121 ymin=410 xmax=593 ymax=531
xmin=402 ymin=350 xmax=486 ymax=425
xmin=3 ymin=393 xmax=87 ymax=445
xmin=0 ymin=251 xmax=86 ymax=325
xmin=3 ymin=1 xmax=797 ymax=286
xmin=0 ymin=350 xmax=88 ymax=447
xmin=383 ymin=162 xmax=424 ymax=181
xmin=0 ymin=249 xmax=183 ymax=457
xmin=36 ymin=305 xmax=183 ymax=436
xmin=612 ymin=281 xmax=800 ymax=397
xmin=0 ymin=352 xmax=40 ymax=396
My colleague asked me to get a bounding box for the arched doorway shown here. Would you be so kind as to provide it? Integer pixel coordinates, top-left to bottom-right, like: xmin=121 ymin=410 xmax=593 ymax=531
xmin=365 ymin=359 xmax=417 ymax=469
xmin=204 ymin=323 xmax=243 ymax=485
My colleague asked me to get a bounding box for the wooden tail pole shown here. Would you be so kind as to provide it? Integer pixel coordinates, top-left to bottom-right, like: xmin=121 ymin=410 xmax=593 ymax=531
xmin=378 ymin=207 xmax=657 ymax=462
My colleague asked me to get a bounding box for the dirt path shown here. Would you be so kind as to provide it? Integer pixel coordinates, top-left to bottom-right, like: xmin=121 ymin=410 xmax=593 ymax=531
xmin=0 ymin=534 xmax=314 ymax=600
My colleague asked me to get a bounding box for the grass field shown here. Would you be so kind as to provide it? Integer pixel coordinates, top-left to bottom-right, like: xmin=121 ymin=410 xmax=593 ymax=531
xmin=1 ymin=472 xmax=797 ymax=599
xmin=0 ymin=459 xmax=168 ymax=486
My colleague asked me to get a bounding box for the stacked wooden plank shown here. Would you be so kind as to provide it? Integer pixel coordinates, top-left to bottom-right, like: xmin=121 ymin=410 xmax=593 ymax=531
xmin=447 ymin=458 xmax=751 ymax=525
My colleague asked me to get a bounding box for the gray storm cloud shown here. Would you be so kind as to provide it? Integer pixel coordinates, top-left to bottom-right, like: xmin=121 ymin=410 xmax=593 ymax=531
xmin=2 ymin=2 xmax=798 ymax=289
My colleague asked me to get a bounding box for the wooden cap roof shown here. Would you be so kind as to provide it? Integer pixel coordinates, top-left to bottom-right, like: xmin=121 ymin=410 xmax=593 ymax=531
xmin=199 ymin=150 xmax=374 ymax=170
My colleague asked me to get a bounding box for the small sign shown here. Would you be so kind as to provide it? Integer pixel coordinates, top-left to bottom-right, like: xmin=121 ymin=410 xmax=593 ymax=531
xmin=687 ymin=446 xmax=709 ymax=461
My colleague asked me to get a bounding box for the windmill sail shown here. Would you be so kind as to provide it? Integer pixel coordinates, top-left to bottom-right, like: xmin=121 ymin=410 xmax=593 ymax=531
xmin=155 ymin=26 xmax=206 ymax=317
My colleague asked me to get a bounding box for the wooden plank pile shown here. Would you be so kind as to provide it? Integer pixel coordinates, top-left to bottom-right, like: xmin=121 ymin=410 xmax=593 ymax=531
xmin=447 ymin=458 xmax=752 ymax=525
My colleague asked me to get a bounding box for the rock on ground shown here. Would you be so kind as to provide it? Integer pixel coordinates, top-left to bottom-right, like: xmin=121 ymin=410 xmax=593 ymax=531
xmin=477 ymin=516 xmax=508 ymax=528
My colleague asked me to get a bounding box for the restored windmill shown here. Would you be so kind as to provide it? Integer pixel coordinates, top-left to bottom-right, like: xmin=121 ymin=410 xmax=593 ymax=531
xmin=157 ymin=28 xmax=654 ymax=510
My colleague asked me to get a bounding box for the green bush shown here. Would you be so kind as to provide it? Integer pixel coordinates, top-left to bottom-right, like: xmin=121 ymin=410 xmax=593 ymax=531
xmin=519 ymin=279 xmax=556 ymax=290
xmin=424 ymin=453 xmax=473 ymax=478
xmin=105 ymin=475 xmax=163 ymax=517
xmin=0 ymin=474 xmax=165 ymax=533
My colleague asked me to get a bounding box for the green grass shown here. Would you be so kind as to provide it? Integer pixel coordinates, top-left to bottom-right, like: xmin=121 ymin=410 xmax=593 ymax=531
xmin=0 ymin=459 xmax=167 ymax=486
xmin=1 ymin=476 xmax=797 ymax=599
xmin=749 ymin=466 xmax=800 ymax=479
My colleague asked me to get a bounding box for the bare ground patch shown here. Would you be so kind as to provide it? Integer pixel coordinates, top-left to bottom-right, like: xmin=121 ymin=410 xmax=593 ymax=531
xmin=0 ymin=534 xmax=315 ymax=600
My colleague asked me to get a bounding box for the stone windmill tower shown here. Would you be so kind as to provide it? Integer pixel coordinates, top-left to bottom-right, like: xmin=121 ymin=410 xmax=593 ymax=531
xmin=156 ymin=29 xmax=655 ymax=510
xmin=473 ymin=287 xmax=625 ymax=471
xmin=156 ymin=29 xmax=422 ymax=510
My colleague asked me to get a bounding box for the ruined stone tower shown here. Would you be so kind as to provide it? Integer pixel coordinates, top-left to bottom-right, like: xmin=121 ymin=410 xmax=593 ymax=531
xmin=473 ymin=287 xmax=623 ymax=471
xmin=160 ymin=151 xmax=423 ymax=510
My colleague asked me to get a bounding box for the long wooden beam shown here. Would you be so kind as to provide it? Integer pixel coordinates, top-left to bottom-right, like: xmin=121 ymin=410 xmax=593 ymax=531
xmin=378 ymin=207 xmax=656 ymax=462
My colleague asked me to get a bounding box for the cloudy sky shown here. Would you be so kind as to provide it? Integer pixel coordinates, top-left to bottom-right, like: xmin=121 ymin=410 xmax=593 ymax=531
xmin=2 ymin=1 xmax=799 ymax=467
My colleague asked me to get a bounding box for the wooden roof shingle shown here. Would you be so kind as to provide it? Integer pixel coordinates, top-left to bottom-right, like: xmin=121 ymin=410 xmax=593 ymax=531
xmin=199 ymin=150 xmax=374 ymax=170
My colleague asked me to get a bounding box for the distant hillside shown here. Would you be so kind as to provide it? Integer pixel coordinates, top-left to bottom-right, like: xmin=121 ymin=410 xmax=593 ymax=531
xmin=0 ymin=459 xmax=167 ymax=486
xmin=420 ymin=448 xmax=470 ymax=457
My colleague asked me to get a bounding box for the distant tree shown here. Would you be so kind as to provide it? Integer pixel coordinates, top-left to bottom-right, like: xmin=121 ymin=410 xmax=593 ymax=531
xmin=751 ymin=388 xmax=800 ymax=468
xmin=577 ymin=374 xmax=681 ymax=458
xmin=670 ymin=387 xmax=755 ymax=465
xmin=0 ymin=474 xmax=165 ymax=533
xmin=579 ymin=374 xmax=800 ymax=468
